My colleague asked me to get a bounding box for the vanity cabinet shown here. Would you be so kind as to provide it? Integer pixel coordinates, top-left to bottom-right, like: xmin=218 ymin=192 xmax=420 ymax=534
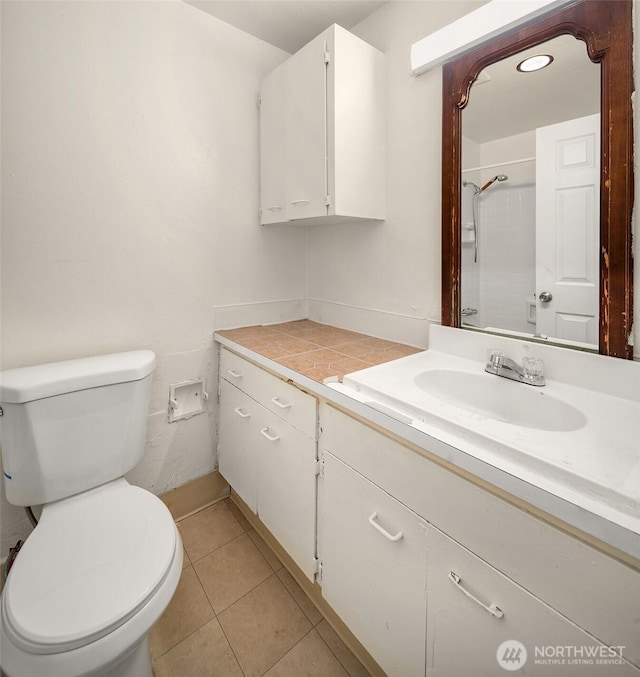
xmin=320 ymin=451 xmax=428 ymax=677
xmin=218 ymin=349 xmax=318 ymax=580
xmin=259 ymin=24 xmax=385 ymax=225
xmin=427 ymin=527 xmax=639 ymax=676
xmin=318 ymin=403 xmax=640 ymax=674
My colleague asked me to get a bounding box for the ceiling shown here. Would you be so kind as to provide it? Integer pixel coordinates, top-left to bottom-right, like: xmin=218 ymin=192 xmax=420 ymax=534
xmin=185 ymin=0 xmax=387 ymax=54
xmin=463 ymin=34 xmax=600 ymax=143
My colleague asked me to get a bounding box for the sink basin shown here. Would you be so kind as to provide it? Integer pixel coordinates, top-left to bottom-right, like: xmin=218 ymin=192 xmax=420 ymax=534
xmin=337 ymin=327 xmax=640 ymax=542
xmin=414 ymin=369 xmax=587 ymax=432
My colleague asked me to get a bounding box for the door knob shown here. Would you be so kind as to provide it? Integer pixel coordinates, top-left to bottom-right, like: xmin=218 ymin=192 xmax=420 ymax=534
xmin=539 ymin=291 xmax=553 ymax=303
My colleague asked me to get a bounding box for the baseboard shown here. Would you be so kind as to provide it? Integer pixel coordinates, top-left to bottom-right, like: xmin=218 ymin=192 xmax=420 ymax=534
xmin=229 ymin=491 xmax=386 ymax=677
xmin=308 ymin=298 xmax=432 ymax=349
xmin=213 ymin=299 xmax=309 ymax=331
xmin=159 ymin=471 xmax=230 ymax=521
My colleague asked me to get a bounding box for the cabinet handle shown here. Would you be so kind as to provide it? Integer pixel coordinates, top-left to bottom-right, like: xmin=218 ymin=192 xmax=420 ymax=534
xmin=234 ymin=407 xmax=251 ymax=418
xmin=368 ymin=512 xmax=404 ymax=542
xmin=448 ymin=571 xmax=504 ymax=619
xmin=271 ymin=397 xmax=292 ymax=409
xmin=266 ymin=205 xmax=282 ymax=211
xmin=260 ymin=427 xmax=280 ymax=442
xmin=227 ymin=369 xmax=242 ymax=378
xmin=290 ymin=199 xmax=310 ymax=206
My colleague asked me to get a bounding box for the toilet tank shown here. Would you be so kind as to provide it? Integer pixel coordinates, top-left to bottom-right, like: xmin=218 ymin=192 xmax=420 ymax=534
xmin=0 ymin=351 xmax=156 ymax=506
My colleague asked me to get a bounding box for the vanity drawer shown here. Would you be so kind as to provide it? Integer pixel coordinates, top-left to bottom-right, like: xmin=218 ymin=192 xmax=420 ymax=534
xmin=220 ymin=348 xmax=316 ymax=437
xmin=427 ymin=526 xmax=640 ymax=676
xmin=320 ymin=404 xmax=640 ymax=668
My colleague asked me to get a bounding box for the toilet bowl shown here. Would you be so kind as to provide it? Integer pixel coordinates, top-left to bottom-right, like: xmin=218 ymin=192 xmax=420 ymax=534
xmin=1 ymin=480 xmax=183 ymax=677
xmin=0 ymin=351 xmax=183 ymax=677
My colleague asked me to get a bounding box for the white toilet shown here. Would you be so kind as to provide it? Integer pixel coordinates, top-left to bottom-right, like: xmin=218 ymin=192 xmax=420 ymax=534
xmin=0 ymin=351 xmax=183 ymax=677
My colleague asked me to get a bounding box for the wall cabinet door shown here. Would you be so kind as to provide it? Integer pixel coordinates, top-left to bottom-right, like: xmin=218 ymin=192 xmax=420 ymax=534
xmin=284 ymin=32 xmax=327 ymax=221
xmin=259 ymin=64 xmax=287 ymax=225
xmin=320 ymin=451 xmax=428 ymax=677
xmin=426 ymin=527 xmax=640 ymax=676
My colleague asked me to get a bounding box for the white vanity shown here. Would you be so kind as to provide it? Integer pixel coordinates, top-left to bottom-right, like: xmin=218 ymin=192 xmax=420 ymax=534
xmin=215 ymin=324 xmax=640 ymax=676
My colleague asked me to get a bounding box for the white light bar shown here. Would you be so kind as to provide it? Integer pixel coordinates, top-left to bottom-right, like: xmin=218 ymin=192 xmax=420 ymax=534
xmin=410 ymin=0 xmax=575 ymax=76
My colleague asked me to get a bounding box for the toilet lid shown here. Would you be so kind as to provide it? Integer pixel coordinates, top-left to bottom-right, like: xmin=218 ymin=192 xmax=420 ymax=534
xmin=3 ymin=480 xmax=177 ymax=653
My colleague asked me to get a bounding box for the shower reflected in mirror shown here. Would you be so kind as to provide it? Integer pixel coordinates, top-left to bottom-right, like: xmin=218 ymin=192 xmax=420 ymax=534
xmin=460 ymin=34 xmax=600 ymax=349
xmin=462 ymin=175 xmax=508 ymax=263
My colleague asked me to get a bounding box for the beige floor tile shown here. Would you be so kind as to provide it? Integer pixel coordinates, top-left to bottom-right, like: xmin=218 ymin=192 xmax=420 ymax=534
xmin=182 ymin=545 xmax=191 ymax=569
xmin=194 ymin=532 xmax=273 ymax=613
xmin=218 ymin=575 xmax=312 ymax=677
xmin=264 ymin=629 xmax=350 ymax=677
xmin=152 ymin=618 xmax=243 ymax=677
xmin=149 ymin=565 xmax=214 ymax=659
xmin=247 ymin=528 xmax=283 ymax=571
xmin=276 ymin=568 xmax=323 ymax=625
xmin=316 ymin=619 xmax=372 ymax=677
xmin=178 ymin=501 xmax=244 ymax=562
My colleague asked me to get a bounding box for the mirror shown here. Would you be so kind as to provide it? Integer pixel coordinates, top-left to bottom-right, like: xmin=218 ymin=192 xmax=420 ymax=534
xmin=461 ymin=35 xmax=600 ymax=349
xmin=442 ymin=0 xmax=634 ymax=359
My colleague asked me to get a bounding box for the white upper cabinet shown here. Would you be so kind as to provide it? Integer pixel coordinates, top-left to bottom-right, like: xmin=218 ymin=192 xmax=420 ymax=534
xmin=259 ymin=24 xmax=385 ymax=225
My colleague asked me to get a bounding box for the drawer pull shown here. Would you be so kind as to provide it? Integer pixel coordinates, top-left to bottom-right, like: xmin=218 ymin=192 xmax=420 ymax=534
xmin=271 ymin=397 xmax=292 ymax=409
xmin=290 ymin=199 xmax=310 ymax=206
xmin=234 ymin=407 xmax=251 ymax=418
xmin=227 ymin=369 xmax=242 ymax=379
xmin=368 ymin=512 xmax=404 ymax=542
xmin=448 ymin=571 xmax=504 ymax=619
xmin=260 ymin=427 xmax=280 ymax=442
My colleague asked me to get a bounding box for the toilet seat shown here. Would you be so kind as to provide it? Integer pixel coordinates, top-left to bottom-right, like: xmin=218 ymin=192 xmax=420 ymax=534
xmin=2 ymin=479 xmax=176 ymax=654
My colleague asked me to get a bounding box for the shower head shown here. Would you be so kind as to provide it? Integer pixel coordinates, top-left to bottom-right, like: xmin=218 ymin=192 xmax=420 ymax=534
xmin=481 ymin=174 xmax=508 ymax=191
xmin=463 ymin=180 xmax=481 ymax=194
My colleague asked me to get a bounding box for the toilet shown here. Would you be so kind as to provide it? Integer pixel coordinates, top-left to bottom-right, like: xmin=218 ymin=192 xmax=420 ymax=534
xmin=0 ymin=351 xmax=183 ymax=677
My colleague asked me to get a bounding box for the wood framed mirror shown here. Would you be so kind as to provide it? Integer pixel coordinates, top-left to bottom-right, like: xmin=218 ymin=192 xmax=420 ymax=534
xmin=442 ymin=0 xmax=633 ymax=359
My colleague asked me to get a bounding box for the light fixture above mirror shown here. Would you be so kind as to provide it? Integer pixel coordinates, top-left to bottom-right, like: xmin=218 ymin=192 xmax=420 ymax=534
xmin=441 ymin=0 xmax=634 ymax=359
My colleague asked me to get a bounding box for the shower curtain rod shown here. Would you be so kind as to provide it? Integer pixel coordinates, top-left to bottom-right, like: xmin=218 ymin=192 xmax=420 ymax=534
xmin=462 ymin=156 xmax=535 ymax=173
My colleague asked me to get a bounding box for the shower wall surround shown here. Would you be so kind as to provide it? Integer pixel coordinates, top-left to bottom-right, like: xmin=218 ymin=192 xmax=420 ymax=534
xmin=462 ymin=183 xmax=536 ymax=333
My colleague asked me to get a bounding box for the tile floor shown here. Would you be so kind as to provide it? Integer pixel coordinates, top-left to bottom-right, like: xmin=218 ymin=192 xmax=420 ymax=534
xmin=150 ymin=498 xmax=371 ymax=677
xmin=217 ymin=320 xmax=420 ymax=384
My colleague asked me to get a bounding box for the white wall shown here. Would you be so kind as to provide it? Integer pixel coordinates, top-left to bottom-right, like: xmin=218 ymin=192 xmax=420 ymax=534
xmin=0 ymin=1 xmax=306 ymax=554
xmin=306 ymin=1 xmax=485 ymax=348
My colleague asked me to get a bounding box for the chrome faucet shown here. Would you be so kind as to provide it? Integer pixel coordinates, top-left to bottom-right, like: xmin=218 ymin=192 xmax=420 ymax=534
xmin=485 ymin=350 xmax=545 ymax=387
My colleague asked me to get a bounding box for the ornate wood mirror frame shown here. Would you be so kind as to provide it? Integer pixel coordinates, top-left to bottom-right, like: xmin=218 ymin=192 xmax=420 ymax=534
xmin=442 ymin=0 xmax=633 ymax=359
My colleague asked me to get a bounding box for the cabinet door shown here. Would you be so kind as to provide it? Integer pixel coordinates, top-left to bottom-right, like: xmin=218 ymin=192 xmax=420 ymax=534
xmin=284 ymin=32 xmax=327 ymax=221
xmin=259 ymin=63 xmax=287 ymax=225
xmin=321 ymin=452 xmax=427 ymax=677
xmin=427 ymin=527 xmax=640 ymax=677
xmin=257 ymin=413 xmax=317 ymax=580
xmin=218 ymin=379 xmax=258 ymax=512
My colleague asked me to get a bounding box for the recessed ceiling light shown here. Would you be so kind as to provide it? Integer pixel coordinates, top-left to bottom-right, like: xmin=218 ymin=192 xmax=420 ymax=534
xmin=516 ymin=54 xmax=554 ymax=72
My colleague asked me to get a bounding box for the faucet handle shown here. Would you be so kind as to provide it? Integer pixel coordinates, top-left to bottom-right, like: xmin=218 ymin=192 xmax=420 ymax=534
xmin=487 ymin=349 xmax=505 ymax=367
xmin=523 ymin=357 xmax=544 ymax=380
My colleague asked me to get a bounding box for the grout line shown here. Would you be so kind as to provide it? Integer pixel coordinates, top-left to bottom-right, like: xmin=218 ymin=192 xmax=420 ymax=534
xmin=214 ymin=610 xmax=247 ymax=677
xmin=258 ymin=626 xmax=318 ymax=677
xmin=150 ymin=564 xmax=216 ymax=662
